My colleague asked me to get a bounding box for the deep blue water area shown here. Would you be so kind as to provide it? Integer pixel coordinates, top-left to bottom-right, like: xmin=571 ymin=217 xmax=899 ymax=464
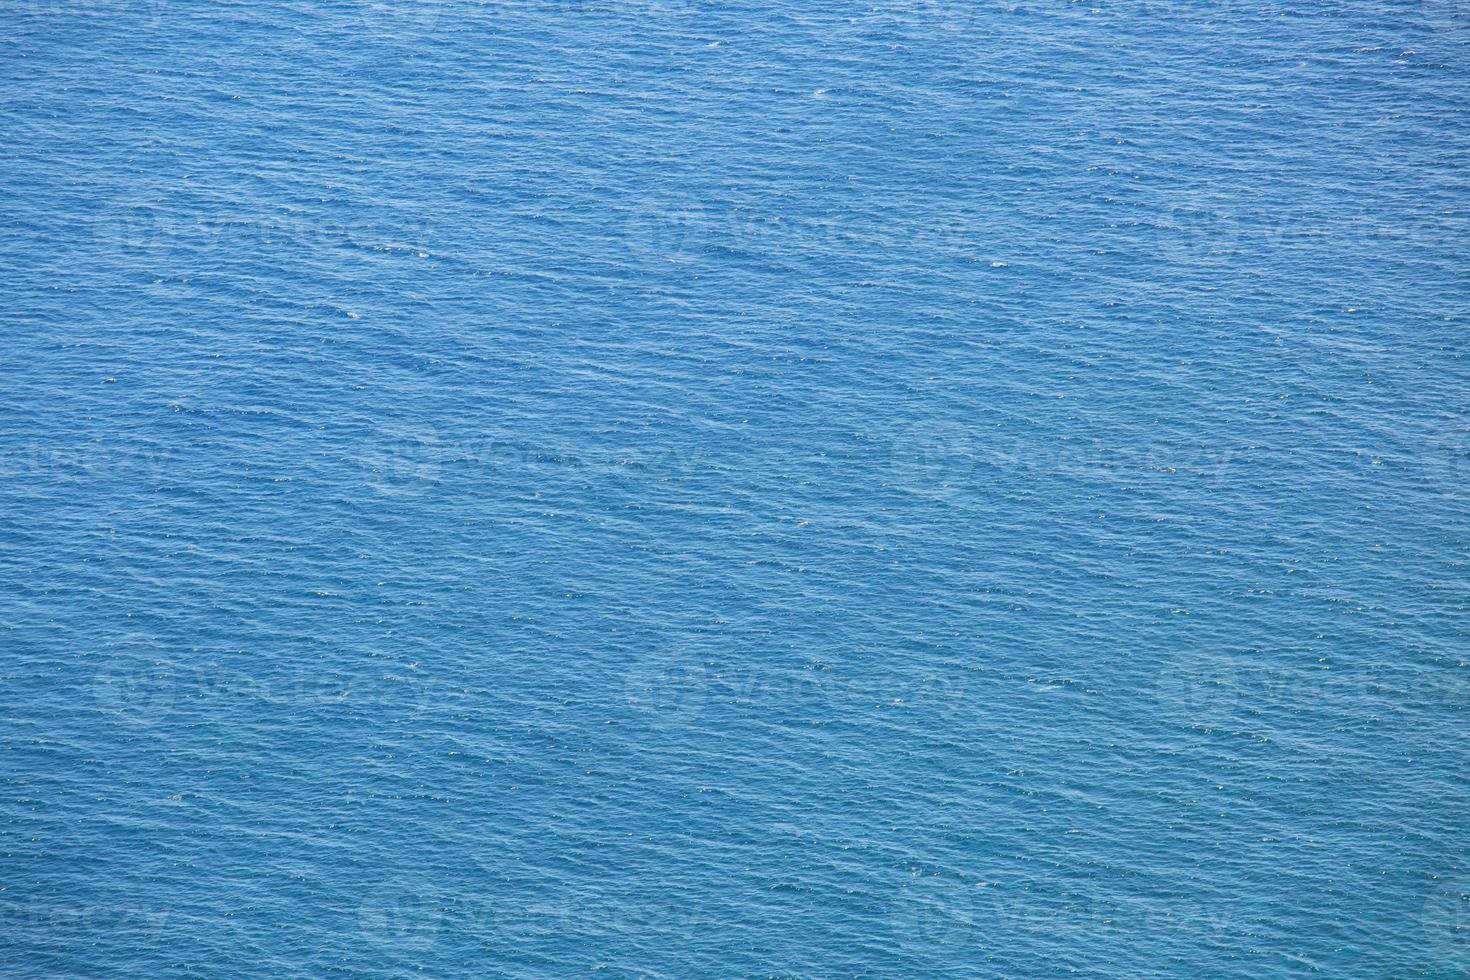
xmin=2 ymin=0 xmax=1468 ymax=975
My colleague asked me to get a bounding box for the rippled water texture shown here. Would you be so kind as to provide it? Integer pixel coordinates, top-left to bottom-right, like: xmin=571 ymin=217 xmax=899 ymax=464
xmin=3 ymin=0 xmax=1468 ymax=976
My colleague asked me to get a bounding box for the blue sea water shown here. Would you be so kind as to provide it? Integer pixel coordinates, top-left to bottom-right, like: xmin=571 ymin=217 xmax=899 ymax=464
xmin=3 ymin=0 xmax=1469 ymax=975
